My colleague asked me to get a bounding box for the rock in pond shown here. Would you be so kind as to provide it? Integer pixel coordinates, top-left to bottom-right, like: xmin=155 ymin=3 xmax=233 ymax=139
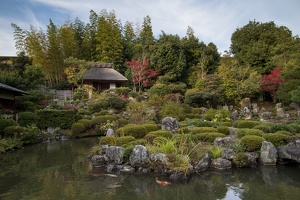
xmin=194 ymin=153 xmax=211 ymax=172
xmin=129 ymin=145 xmax=150 ymax=167
xmin=277 ymin=139 xmax=300 ymax=163
xmin=221 ymin=148 xmax=235 ymax=160
xmin=90 ymin=155 xmax=108 ymax=167
xmin=260 ymin=141 xmax=278 ymax=165
xmin=211 ymin=158 xmax=232 ymax=170
xmin=106 ymin=146 xmax=124 ymax=164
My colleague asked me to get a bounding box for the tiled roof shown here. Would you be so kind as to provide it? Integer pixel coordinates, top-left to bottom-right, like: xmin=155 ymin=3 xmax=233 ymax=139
xmin=0 ymin=83 xmax=27 ymax=94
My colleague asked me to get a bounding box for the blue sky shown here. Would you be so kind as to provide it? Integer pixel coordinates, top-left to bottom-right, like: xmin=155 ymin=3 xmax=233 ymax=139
xmin=1 ymin=0 xmax=299 ymax=56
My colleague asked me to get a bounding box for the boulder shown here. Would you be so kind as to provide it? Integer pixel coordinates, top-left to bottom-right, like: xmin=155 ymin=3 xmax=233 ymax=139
xmin=277 ymin=140 xmax=300 ymax=163
xmin=276 ymin=108 xmax=285 ymax=118
xmin=150 ymin=153 xmax=169 ymax=165
xmin=194 ymin=153 xmax=211 ymax=172
xmin=211 ymin=158 xmax=232 ymax=170
xmin=275 ymin=103 xmax=282 ymax=109
xmin=106 ymin=128 xmax=114 ymax=136
xmin=214 ymin=136 xmax=237 ymax=148
xmin=129 ymin=145 xmax=150 ymax=167
xmin=105 ymin=146 xmax=124 ymax=164
xmin=245 ymin=152 xmax=259 ymax=167
xmin=243 ymin=107 xmax=252 ymax=119
xmin=161 ymin=117 xmax=180 ymax=133
xmin=231 ymin=110 xmax=239 ymax=121
xmin=90 ymin=155 xmax=108 ymax=167
xmin=260 ymin=111 xmax=272 ymax=119
xmin=240 ymin=98 xmax=251 ymax=108
xmin=221 ymin=148 xmax=235 ymax=160
xmin=118 ymin=164 xmax=135 ymax=173
xmin=260 ymin=141 xmax=278 ymax=165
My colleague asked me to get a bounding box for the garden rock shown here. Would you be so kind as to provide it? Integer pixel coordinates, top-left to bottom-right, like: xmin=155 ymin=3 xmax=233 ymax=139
xmin=161 ymin=117 xmax=180 ymax=133
xmin=105 ymin=146 xmax=124 ymax=164
xmin=90 ymin=155 xmax=108 ymax=167
xmin=231 ymin=110 xmax=239 ymax=121
xmin=150 ymin=153 xmax=169 ymax=170
xmin=221 ymin=148 xmax=235 ymax=160
xmin=260 ymin=141 xmax=278 ymax=165
xmin=214 ymin=136 xmax=237 ymax=147
xmin=277 ymin=140 xmax=300 ymax=163
xmin=106 ymin=128 xmax=114 ymax=136
xmin=240 ymin=98 xmax=251 ymax=108
xmin=242 ymin=107 xmax=252 ymax=119
xmin=211 ymin=158 xmax=232 ymax=170
xmin=276 ymin=108 xmax=285 ymax=118
xmin=245 ymin=152 xmax=259 ymax=167
xmin=260 ymin=111 xmax=272 ymax=119
xmin=194 ymin=153 xmax=211 ymax=172
xmin=129 ymin=145 xmax=150 ymax=167
xmin=118 ymin=164 xmax=135 ymax=173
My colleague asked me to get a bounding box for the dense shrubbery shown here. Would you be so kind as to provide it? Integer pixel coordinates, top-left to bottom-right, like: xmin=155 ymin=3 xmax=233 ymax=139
xmin=35 ymin=109 xmax=75 ymax=129
xmin=4 ymin=126 xmax=25 ymax=139
xmin=77 ymin=119 xmax=93 ymax=129
xmin=0 ymin=118 xmax=18 ymax=134
xmin=143 ymin=124 xmax=159 ymax=132
xmin=71 ymin=123 xmax=85 ymax=136
xmin=91 ymin=115 xmax=118 ymax=126
xmin=217 ymin=126 xmax=230 ymax=135
xmin=160 ymin=101 xmax=186 ymax=121
xmin=195 ymin=132 xmax=225 ymax=143
xmin=186 ymin=119 xmax=214 ymax=127
xmin=99 ymin=136 xmax=116 ymax=146
xmin=252 ymin=124 xmax=270 ymax=133
xmin=263 ymin=133 xmax=289 ymax=147
xmin=203 ymin=108 xmax=230 ymax=122
xmin=240 ymin=135 xmax=265 ymax=151
xmin=269 ymin=124 xmax=296 ymax=133
xmin=117 ymin=124 xmax=148 ymax=138
xmin=233 ymin=152 xmax=249 ymax=167
xmin=191 ymin=127 xmax=218 ymax=134
xmin=236 ymin=128 xmax=264 ymax=138
xmin=115 ymin=136 xmax=136 ymax=147
xmin=18 ymin=112 xmax=37 ymax=127
xmin=146 ymin=130 xmax=173 ymax=139
xmin=233 ymin=120 xmax=261 ymax=129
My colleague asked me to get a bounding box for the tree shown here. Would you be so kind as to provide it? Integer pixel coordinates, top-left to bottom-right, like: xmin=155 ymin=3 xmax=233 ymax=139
xmin=260 ymin=67 xmax=284 ymax=102
xmin=126 ymin=59 xmax=159 ymax=92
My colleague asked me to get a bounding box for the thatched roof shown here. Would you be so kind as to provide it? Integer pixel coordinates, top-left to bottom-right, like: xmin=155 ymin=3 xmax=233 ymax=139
xmin=0 ymin=83 xmax=27 ymax=95
xmin=83 ymin=63 xmax=127 ymax=82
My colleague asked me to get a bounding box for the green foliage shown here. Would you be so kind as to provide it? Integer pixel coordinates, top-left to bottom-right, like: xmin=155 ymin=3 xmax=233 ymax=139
xmin=18 ymin=112 xmax=37 ymax=127
xmin=143 ymin=124 xmax=158 ymax=133
xmin=209 ymin=146 xmax=222 ymax=159
xmin=186 ymin=114 xmax=201 ymax=119
xmin=71 ymin=123 xmax=85 ymax=136
xmin=127 ymin=139 xmax=147 ymax=147
xmin=117 ymin=124 xmax=148 ymax=139
xmin=99 ymin=136 xmax=116 ymax=146
xmin=0 ymin=119 xmax=17 ymax=134
xmin=203 ymin=108 xmax=230 ymax=122
xmin=263 ymin=133 xmax=289 ymax=147
xmin=126 ymin=101 xmax=155 ymax=124
xmin=252 ymin=124 xmax=271 ymax=133
xmin=217 ymin=126 xmax=230 ymax=135
xmin=233 ymin=152 xmax=249 ymax=167
xmin=147 ymin=130 xmax=173 ymax=139
xmin=236 ymin=128 xmax=264 ymax=138
xmin=23 ymin=124 xmax=40 ymax=144
xmin=148 ymin=83 xmax=171 ymax=97
xmin=4 ymin=126 xmax=25 ymax=139
xmin=73 ymin=87 xmax=88 ymax=101
xmin=91 ymin=115 xmax=118 ymax=126
xmin=191 ymin=108 xmax=202 ymax=114
xmin=233 ymin=120 xmax=261 ymax=128
xmin=115 ymin=136 xmax=136 ymax=147
xmin=160 ymin=101 xmax=186 ymax=121
xmin=0 ymin=137 xmax=23 ymax=153
xmin=99 ymin=110 xmax=109 ymax=115
xmin=269 ymin=124 xmax=296 ymax=133
xmin=15 ymin=90 xmax=46 ymax=111
xmin=77 ymin=119 xmax=93 ymax=129
xmin=195 ymin=132 xmax=225 ymax=143
xmin=35 ymin=110 xmax=75 ymax=129
xmin=191 ymin=127 xmax=218 ymax=134
xmin=240 ymin=135 xmax=265 ymax=152
xmin=186 ymin=119 xmax=214 ymax=127
xmin=151 ymin=137 xmax=177 ymax=154
xmin=117 ymin=118 xmax=128 ymax=128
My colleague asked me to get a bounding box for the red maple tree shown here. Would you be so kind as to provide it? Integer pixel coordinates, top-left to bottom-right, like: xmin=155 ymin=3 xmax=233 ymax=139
xmin=260 ymin=67 xmax=284 ymax=102
xmin=126 ymin=59 xmax=160 ymax=92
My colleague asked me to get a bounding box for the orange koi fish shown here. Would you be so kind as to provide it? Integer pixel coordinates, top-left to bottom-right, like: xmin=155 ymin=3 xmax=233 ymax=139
xmin=156 ymin=177 xmax=172 ymax=185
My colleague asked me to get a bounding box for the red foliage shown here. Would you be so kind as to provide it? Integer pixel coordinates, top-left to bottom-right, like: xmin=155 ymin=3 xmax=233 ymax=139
xmin=126 ymin=59 xmax=160 ymax=92
xmin=163 ymin=93 xmax=184 ymax=102
xmin=260 ymin=67 xmax=284 ymax=93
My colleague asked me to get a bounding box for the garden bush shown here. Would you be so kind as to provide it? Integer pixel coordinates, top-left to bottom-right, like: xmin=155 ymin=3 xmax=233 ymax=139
xmin=191 ymin=127 xmax=218 ymax=134
xmin=147 ymin=130 xmax=173 ymax=139
xmin=252 ymin=124 xmax=270 ymax=133
xmin=4 ymin=126 xmax=25 ymax=139
xmin=99 ymin=136 xmax=116 ymax=146
xmin=233 ymin=120 xmax=261 ymax=128
xmin=18 ymin=112 xmax=37 ymax=127
xmin=233 ymin=152 xmax=249 ymax=167
xmin=263 ymin=133 xmax=289 ymax=147
xmin=118 ymin=118 xmax=128 ymax=128
xmin=195 ymin=132 xmax=225 ymax=143
xmin=217 ymin=126 xmax=230 ymax=135
xmin=99 ymin=110 xmax=109 ymax=115
xmin=143 ymin=134 xmax=157 ymax=144
xmin=236 ymin=128 xmax=264 ymax=138
xmin=287 ymin=124 xmax=300 ymax=133
xmin=35 ymin=109 xmax=75 ymax=129
xmin=143 ymin=124 xmax=159 ymax=133
xmin=117 ymin=124 xmax=147 ymax=138
xmin=191 ymin=108 xmax=202 ymax=115
xmin=127 ymin=139 xmax=147 ymax=147
xmin=71 ymin=123 xmax=85 ymax=136
xmin=0 ymin=118 xmax=17 ymax=134
xmin=269 ymin=124 xmax=296 ymax=133
xmin=186 ymin=119 xmax=214 ymax=127
xmin=240 ymin=135 xmax=265 ymax=152
xmin=115 ymin=136 xmax=136 ymax=147
xmin=91 ymin=115 xmax=118 ymax=126
xmin=274 ymin=131 xmax=294 ymax=136
xmin=186 ymin=114 xmax=201 ymax=119
xmin=160 ymin=101 xmax=186 ymax=121
xmin=219 ymin=122 xmax=231 ymax=127
xmin=148 ymin=83 xmax=171 ymax=97
xmin=77 ymin=119 xmax=93 ymax=129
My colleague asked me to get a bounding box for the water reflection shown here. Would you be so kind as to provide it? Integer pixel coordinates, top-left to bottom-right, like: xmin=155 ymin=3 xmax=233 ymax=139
xmin=0 ymin=138 xmax=299 ymax=200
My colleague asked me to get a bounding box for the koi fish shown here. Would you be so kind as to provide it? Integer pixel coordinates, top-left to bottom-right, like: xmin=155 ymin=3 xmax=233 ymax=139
xmin=156 ymin=177 xmax=172 ymax=185
xmin=91 ymin=173 xmax=102 ymax=177
xmin=107 ymin=182 xmax=121 ymax=189
xmin=103 ymin=174 xmax=118 ymax=178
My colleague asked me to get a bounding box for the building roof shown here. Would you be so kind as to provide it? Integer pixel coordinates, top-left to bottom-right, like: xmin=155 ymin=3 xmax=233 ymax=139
xmin=83 ymin=63 xmax=128 ymax=82
xmin=0 ymin=83 xmax=27 ymax=95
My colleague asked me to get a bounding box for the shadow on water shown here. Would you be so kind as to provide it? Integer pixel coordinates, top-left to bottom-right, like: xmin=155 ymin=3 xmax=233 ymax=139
xmin=0 ymin=137 xmax=300 ymax=200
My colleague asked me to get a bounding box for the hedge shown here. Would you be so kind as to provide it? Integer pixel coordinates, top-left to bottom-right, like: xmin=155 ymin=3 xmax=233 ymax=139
xmin=236 ymin=128 xmax=264 ymax=138
xmin=191 ymin=127 xmax=218 ymax=134
xmin=116 ymin=124 xmax=148 ymax=138
xmin=35 ymin=109 xmax=75 ymax=129
xmin=147 ymin=130 xmax=173 ymax=139
xmin=217 ymin=126 xmax=230 ymax=135
xmin=143 ymin=124 xmax=159 ymax=133
xmin=233 ymin=120 xmax=261 ymax=129
xmin=71 ymin=123 xmax=85 ymax=136
xmin=195 ymin=132 xmax=225 ymax=143
xmin=91 ymin=115 xmax=119 ymax=126
xmin=77 ymin=119 xmax=93 ymax=129
xmin=0 ymin=119 xmax=18 ymax=134
xmin=18 ymin=112 xmax=37 ymax=127
xmin=240 ymin=135 xmax=265 ymax=152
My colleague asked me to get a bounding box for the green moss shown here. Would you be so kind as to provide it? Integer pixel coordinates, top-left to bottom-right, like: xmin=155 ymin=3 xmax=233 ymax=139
xmin=236 ymin=128 xmax=264 ymax=138
xmin=217 ymin=126 xmax=230 ymax=135
xmin=263 ymin=133 xmax=289 ymax=147
xmin=147 ymin=130 xmax=173 ymax=139
xmin=195 ymin=132 xmax=225 ymax=143
xmin=233 ymin=152 xmax=249 ymax=167
xmin=99 ymin=136 xmax=116 ymax=146
xmin=191 ymin=127 xmax=218 ymax=134
xmin=71 ymin=123 xmax=85 ymax=136
xmin=240 ymin=135 xmax=265 ymax=152
xmin=253 ymin=124 xmax=270 ymax=133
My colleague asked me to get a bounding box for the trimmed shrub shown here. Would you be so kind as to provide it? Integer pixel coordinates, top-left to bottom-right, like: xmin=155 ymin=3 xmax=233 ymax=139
xmin=4 ymin=126 xmax=25 ymax=139
xmin=269 ymin=124 xmax=296 ymax=133
xmin=287 ymin=124 xmax=300 ymax=133
xmin=71 ymin=123 xmax=85 ymax=136
xmin=77 ymin=119 xmax=93 ymax=129
xmin=118 ymin=118 xmax=128 ymax=128
xmin=127 ymin=139 xmax=147 ymax=146
xmin=179 ymin=121 xmax=188 ymax=127
xmin=147 ymin=130 xmax=173 ymax=139
xmin=143 ymin=124 xmax=159 ymax=133
xmin=240 ymin=135 xmax=265 ymax=152
xmin=0 ymin=119 xmax=17 ymax=134
xmin=18 ymin=112 xmax=37 ymax=127
xmin=91 ymin=115 xmax=118 ymax=126
xmin=99 ymin=110 xmax=109 ymax=115
xmin=195 ymin=132 xmax=226 ymax=143
xmin=148 ymin=83 xmax=171 ymax=97
xmin=187 ymin=119 xmax=214 ymax=127
xmin=253 ymin=124 xmax=270 ymax=133
xmin=274 ymin=131 xmax=294 ymax=136
xmin=191 ymin=108 xmax=202 ymax=115
xmin=219 ymin=122 xmax=231 ymax=127
xmin=35 ymin=110 xmax=75 ymax=129
xmin=160 ymin=101 xmax=186 ymax=121
xmin=263 ymin=133 xmax=289 ymax=147
xmin=144 ymin=134 xmax=157 ymax=144
xmin=233 ymin=152 xmax=249 ymax=167
xmin=233 ymin=120 xmax=261 ymax=128
xmin=203 ymin=108 xmax=217 ymax=121
xmin=99 ymin=136 xmax=116 ymax=146
xmin=117 ymin=124 xmax=147 ymax=139
xmin=217 ymin=126 xmax=230 ymax=135
xmin=191 ymin=127 xmax=218 ymax=134
xmin=115 ymin=136 xmax=136 ymax=147
xmin=186 ymin=114 xmax=201 ymax=119
xmin=236 ymin=128 xmax=264 ymax=138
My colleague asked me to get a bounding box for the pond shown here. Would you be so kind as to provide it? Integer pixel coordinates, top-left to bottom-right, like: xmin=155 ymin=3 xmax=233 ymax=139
xmin=0 ymin=137 xmax=299 ymax=200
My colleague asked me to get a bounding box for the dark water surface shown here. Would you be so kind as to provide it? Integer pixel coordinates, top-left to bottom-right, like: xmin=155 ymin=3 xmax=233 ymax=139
xmin=0 ymin=137 xmax=299 ymax=200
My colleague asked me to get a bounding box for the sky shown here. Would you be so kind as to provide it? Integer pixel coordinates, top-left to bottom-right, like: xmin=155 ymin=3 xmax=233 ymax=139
xmin=1 ymin=0 xmax=299 ymax=56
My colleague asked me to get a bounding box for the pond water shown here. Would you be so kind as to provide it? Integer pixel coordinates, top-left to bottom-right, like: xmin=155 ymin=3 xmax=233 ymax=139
xmin=0 ymin=137 xmax=299 ymax=200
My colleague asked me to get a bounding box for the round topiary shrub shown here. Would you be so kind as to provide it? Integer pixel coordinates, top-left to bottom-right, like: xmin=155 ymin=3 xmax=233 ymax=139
xmin=99 ymin=136 xmax=116 ymax=146
xmin=274 ymin=131 xmax=294 ymax=136
xmin=143 ymin=124 xmax=159 ymax=133
xmin=147 ymin=130 xmax=173 ymax=139
xmin=77 ymin=119 xmax=93 ymax=129
xmin=115 ymin=136 xmax=136 ymax=147
xmin=127 ymin=139 xmax=147 ymax=146
xmin=240 ymin=135 xmax=265 ymax=152
xmin=217 ymin=126 xmax=230 ymax=135
xmin=118 ymin=118 xmax=128 ymax=128
xmin=233 ymin=152 xmax=249 ymax=167
xmin=99 ymin=110 xmax=109 ymax=115
xmin=269 ymin=124 xmax=295 ymax=133
xmin=233 ymin=120 xmax=261 ymax=128
xmin=91 ymin=115 xmax=119 ymax=126
xmin=253 ymin=124 xmax=270 ymax=133
xmin=4 ymin=126 xmax=25 ymax=139
xmin=185 ymin=114 xmax=201 ymax=119
xmin=0 ymin=119 xmax=17 ymax=134
xmin=195 ymin=132 xmax=226 ymax=143
xmin=71 ymin=123 xmax=85 ymax=136
xmin=263 ymin=133 xmax=289 ymax=147
xmin=236 ymin=128 xmax=264 ymax=138
xmin=117 ymin=124 xmax=147 ymax=139
xmin=187 ymin=119 xmax=214 ymax=127
xmin=18 ymin=112 xmax=37 ymax=127
xmin=191 ymin=127 xmax=218 ymax=134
